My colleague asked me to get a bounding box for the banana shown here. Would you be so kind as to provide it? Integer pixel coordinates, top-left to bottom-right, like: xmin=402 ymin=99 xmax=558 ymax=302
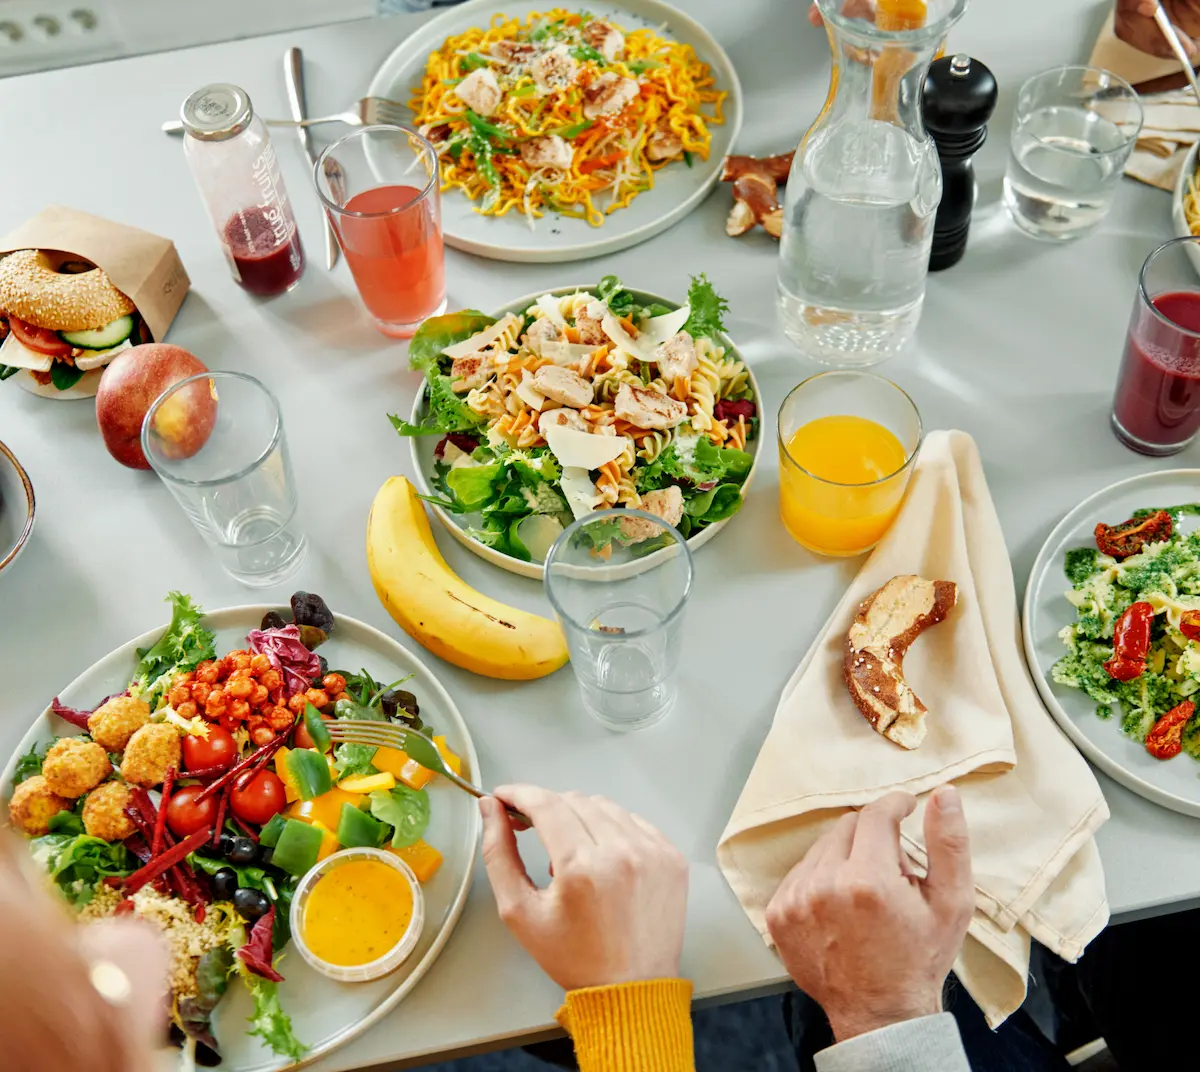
xmin=367 ymin=476 xmax=570 ymax=680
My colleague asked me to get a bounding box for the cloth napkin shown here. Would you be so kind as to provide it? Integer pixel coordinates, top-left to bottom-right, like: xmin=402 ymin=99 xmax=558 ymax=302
xmin=716 ymin=431 xmax=1110 ymax=1028
xmin=1089 ymin=12 xmax=1200 ymax=190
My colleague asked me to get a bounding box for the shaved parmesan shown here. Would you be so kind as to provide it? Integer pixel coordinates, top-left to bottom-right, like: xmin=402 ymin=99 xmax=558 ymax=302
xmin=514 ymin=369 xmax=547 ymax=411
xmin=645 ymin=304 xmax=691 ymax=344
xmin=545 ymin=425 xmax=630 ymax=470
xmin=0 ymin=331 xmax=53 ymax=372
xmin=74 ymin=338 xmax=132 ymax=371
xmin=601 ymin=305 xmax=693 ymax=364
xmin=560 ymin=466 xmax=604 ymax=520
xmin=540 ymin=340 xmax=597 ymax=366
xmin=442 ymin=313 xmax=522 ymax=360
xmin=600 ymin=311 xmax=648 ymax=362
xmin=535 ymin=294 xmax=568 ymax=328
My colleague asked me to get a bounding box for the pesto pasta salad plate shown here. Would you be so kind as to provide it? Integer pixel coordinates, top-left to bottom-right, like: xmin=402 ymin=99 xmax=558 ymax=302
xmin=1023 ymin=469 xmax=1200 ymax=818
xmin=366 ymin=0 xmax=742 ymax=262
xmin=392 ymin=276 xmax=761 ymax=580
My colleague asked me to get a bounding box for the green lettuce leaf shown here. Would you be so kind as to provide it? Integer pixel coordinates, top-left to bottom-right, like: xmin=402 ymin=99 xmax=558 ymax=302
xmin=681 ymin=274 xmax=729 ymax=339
xmin=370 ymin=785 xmax=432 ymax=848
xmin=131 ymin=592 xmax=217 ymax=705
xmin=242 ymin=974 xmax=307 ymax=1062
xmin=684 ymin=483 xmax=743 ymax=523
xmin=30 ymin=833 xmax=131 ymax=906
xmin=13 ymin=743 xmax=47 ymax=784
xmin=407 ymin=310 xmax=495 ymax=373
xmin=445 ymin=462 xmax=505 ymax=512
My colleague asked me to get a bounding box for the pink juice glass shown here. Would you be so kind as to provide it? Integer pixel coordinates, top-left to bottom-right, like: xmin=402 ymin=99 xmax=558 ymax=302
xmin=1112 ymin=236 xmax=1200 ymax=456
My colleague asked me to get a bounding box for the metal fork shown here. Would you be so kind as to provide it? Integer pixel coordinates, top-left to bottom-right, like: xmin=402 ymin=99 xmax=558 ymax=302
xmin=161 ymin=95 xmax=409 ymax=136
xmin=327 ymin=720 xmax=531 ymax=826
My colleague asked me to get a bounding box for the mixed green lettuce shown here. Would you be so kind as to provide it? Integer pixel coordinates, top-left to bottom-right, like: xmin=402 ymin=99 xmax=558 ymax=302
xmin=131 ymin=591 xmax=217 ymax=707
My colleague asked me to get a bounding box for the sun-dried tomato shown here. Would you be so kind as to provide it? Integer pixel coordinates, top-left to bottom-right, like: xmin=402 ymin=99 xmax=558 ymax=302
xmin=1104 ymin=602 xmax=1155 ymax=681
xmin=1146 ymin=700 xmax=1196 ymax=760
xmin=1181 ymin=610 xmax=1200 ymax=642
xmin=1094 ymin=510 xmax=1173 ymax=559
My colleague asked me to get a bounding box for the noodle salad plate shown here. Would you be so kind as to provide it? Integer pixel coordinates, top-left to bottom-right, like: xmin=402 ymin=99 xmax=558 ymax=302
xmin=1 ymin=592 xmax=481 ymax=1071
xmin=1023 ymin=470 xmax=1200 ymax=818
xmin=368 ymin=0 xmax=742 ymax=262
xmin=392 ymin=277 xmax=762 ymax=580
xmin=1170 ymin=137 xmax=1200 ymax=277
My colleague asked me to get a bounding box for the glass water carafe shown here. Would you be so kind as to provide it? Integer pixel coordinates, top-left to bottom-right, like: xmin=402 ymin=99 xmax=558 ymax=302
xmin=777 ymin=0 xmax=967 ymax=367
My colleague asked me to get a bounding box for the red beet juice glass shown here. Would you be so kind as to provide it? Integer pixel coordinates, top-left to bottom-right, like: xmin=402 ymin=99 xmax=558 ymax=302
xmin=1112 ymin=237 xmax=1200 ymax=456
xmin=314 ymin=125 xmax=446 ymax=338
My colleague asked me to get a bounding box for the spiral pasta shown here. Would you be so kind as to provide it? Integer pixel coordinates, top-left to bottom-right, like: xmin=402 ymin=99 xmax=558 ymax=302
xmin=687 ymin=341 xmax=721 ymax=432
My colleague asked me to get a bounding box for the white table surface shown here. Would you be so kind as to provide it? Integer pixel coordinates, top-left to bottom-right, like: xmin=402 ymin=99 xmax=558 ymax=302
xmin=2 ymin=1 xmax=1199 ymax=1068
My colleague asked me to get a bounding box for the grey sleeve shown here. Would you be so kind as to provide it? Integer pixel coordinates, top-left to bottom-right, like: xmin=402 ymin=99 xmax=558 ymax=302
xmin=813 ymin=1014 xmax=970 ymax=1072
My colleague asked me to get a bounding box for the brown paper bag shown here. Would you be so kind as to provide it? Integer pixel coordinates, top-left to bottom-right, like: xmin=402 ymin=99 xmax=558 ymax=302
xmin=0 ymin=205 xmax=189 ymax=343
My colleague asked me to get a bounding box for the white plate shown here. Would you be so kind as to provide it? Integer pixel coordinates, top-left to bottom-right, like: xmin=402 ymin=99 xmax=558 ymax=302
xmin=367 ymin=0 xmax=742 ymax=263
xmin=408 ymin=285 xmax=762 ymax=580
xmin=0 ymin=605 xmax=481 ymax=1072
xmin=1169 ymin=137 xmax=1200 ymax=277
xmin=1023 ymin=470 xmax=1200 ymax=818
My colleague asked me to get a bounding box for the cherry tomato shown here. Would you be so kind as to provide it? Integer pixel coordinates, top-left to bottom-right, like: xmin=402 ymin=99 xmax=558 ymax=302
xmin=182 ymin=725 xmax=236 ymax=772
xmin=293 ymin=712 xmax=332 ymax=752
xmin=8 ymin=315 xmax=73 ymax=357
xmin=165 ymin=785 xmax=219 ymax=838
xmin=230 ymin=770 xmax=287 ymax=826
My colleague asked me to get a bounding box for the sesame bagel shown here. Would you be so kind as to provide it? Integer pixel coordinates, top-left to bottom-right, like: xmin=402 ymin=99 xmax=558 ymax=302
xmin=0 ymin=249 xmax=135 ymax=332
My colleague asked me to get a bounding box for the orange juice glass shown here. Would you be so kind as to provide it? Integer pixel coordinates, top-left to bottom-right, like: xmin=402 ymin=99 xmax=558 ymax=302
xmin=315 ymin=125 xmax=446 ymax=338
xmin=778 ymin=372 xmax=921 ymax=557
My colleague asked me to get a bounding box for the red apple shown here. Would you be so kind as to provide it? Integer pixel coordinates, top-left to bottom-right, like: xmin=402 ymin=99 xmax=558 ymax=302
xmin=96 ymin=344 xmax=215 ymax=469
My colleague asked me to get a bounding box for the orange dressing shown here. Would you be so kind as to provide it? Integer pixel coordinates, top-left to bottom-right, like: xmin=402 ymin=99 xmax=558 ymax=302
xmin=779 ymin=415 xmax=910 ymax=556
xmin=302 ymin=859 xmax=414 ymax=967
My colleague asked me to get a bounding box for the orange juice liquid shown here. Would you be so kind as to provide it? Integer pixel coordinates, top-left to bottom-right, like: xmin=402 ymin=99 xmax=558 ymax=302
xmin=779 ymin=415 xmax=910 ymax=556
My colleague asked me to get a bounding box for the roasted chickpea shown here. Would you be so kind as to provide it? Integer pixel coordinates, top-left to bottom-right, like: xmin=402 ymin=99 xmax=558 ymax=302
xmin=217 ymin=656 xmax=235 ymax=680
xmin=219 ymin=713 xmax=239 ymax=734
xmin=260 ymin=669 xmax=283 ymax=692
xmin=264 ymin=705 xmax=294 ymax=731
xmin=226 ymin=677 xmax=253 ymax=700
xmin=205 ymin=689 xmax=227 ymax=718
xmin=232 ymin=652 xmax=252 ymax=672
xmin=304 ymin=689 xmax=330 ymax=710
xmin=250 ymin=725 xmax=276 ymax=747
xmin=249 ymin=684 xmax=269 ymax=707
xmin=176 ymin=670 xmax=196 ymax=687
xmin=321 ymin=673 xmax=347 ymax=695
xmin=229 ymin=699 xmax=251 ymax=723
xmin=250 ymin=654 xmax=272 ymax=675
xmin=329 ymin=691 xmax=347 ymax=707
xmin=177 ymin=701 xmax=198 ymax=720
xmin=168 ymin=685 xmax=190 ymax=708
xmin=287 ymin=692 xmax=308 ymax=715
xmin=195 ymin=661 xmax=219 ymax=685
xmin=191 ymin=681 xmax=212 ymax=706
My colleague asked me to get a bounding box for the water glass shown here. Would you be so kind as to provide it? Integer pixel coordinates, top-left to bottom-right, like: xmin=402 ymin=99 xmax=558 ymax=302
xmin=1003 ymin=65 xmax=1142 ymax=242
xmin=778 ymin=371 xmax=921 ymax=557
xmin=314 ymin=125 xmax=446 ymax=338
xmin=544 ymin=510 xmax=693 ymax=732
xmin=142 ymin=371 xmax=307 ymax=586
xmin=1111 ymin=237 xmax=1200 ymax=456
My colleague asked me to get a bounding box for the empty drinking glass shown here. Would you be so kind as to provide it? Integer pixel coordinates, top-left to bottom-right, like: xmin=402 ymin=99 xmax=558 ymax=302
xmin=1003 ymin=65 xmax=1142 ymax=242
xmin=544 ymin=510 xmax=693 ymax=732
xmin=142 ymin=371 xmax=307 ymax=586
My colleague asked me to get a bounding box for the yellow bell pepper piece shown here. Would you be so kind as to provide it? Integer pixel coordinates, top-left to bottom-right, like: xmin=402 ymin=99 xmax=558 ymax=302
xmin=310 ymin=819 xmax=340 ymax=861
xmin=433 ymin=736 xmax=464 ymax=778
xmin=389 ymin=839 xmax=443 ymax=884
xmin=338 ymin=771 xmax=396 ymax=794
xmin=274 ymin=746 xmax=301 ymax=803
xmin=370 ymin=746 xmax=409 ymax=780
xmin=286 ymin=786 xmax=363 ymax=830
xmin=371 ymin=738 xmax=464 ymax=789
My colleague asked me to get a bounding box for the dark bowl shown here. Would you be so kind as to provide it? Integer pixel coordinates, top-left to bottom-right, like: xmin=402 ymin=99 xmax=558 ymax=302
xmin=0 ymin=439 xmax=35 ymax=576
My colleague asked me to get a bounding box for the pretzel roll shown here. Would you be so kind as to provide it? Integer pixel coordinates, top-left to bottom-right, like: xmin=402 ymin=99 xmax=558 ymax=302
xmin=0 ymin=249 xmax=135 ymax=332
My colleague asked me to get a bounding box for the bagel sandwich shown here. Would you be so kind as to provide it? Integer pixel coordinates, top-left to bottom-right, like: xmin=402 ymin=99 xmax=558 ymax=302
xmin=0 ymin=249 xmax=150 ymax=399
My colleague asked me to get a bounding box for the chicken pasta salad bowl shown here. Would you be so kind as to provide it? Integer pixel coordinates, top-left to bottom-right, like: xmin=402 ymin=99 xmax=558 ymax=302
xmin=396 ymin=279 xmax=762 ymax=580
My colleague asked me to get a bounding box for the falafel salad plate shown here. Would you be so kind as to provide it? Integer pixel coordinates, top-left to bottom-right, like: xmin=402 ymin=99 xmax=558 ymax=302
xmin=391 ymin=275 xmax=761 ymax=579
xmin=2 ymin=590 xmax=481 ymax=1070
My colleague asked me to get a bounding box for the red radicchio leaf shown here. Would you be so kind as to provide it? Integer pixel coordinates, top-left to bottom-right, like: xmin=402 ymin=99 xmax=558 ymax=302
xmin=247 ymin=625 xmax=322 ymax=700
xmin=236 ymin=906 xmax=284 ymax=982
xmin=714 ymin=399 xmax=756 ymax=424
xmin=50 ymin=691 xmax=129 ymax=730
xmin=696 ymin=481 xmax=718 ymax=492
xmin=434 ymin=433 xmax=480 ymax=458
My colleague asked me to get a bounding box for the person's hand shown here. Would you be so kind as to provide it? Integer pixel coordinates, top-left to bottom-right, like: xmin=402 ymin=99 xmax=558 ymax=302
xmin=1115 ymin=0 xmax=1200 ymax=58
xmin=480 ymin=785 xmax=689 ymax=992
xmin=765 ymin=786 xmax=974 ymax=1044
xmin=0 ymin=830 xmax=168 ymax=1072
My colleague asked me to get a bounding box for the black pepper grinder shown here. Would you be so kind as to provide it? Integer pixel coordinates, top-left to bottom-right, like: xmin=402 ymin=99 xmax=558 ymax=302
xmin=922 ymin=54 xmax=998 ymax=271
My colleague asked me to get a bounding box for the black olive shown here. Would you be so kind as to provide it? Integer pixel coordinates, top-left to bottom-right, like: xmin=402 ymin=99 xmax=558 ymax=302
xmin=380 ymin=688 xmax=419 ymax=721
xmin=211 ymin=867 xmax=239 ymax=901
xmin=259 ymin=846 xmax=274 ymax=868
xmin=233 ymin=887 xmax=271 ymax=922
xmin=217 ymin=832 xmax=236 ymax=857
xmin=227 ymin=837 xmax=258 ymax=866
xmin=260 ymin=610 xmax=289 ymax=631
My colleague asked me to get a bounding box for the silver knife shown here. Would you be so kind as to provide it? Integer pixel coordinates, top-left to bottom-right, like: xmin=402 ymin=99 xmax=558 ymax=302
xmin=284 ymin=46 xmax=339 ymax=271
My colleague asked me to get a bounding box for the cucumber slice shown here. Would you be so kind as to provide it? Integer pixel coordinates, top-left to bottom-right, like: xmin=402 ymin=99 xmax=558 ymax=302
xmin=59 ymin=314 xmax=134 ymax=351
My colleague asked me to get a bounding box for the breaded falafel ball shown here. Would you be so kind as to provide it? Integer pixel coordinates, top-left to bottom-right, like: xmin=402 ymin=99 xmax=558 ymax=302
xmin=120 ymin=723 xmax=181 ymax=787
xmin=8 ymin=775 xmax=71 ymax=835
xmin=81 ymin=781 xmax=135 ymax=841
xmin=42 ymin=737 xmax=112 ymax=798
xmin=88 ymin=695 xmax=151 ymax=753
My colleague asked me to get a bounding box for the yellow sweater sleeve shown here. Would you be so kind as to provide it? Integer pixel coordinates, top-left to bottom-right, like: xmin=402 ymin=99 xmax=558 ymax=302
xmin=556 ymin=979 xmax=695 ymax=1072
